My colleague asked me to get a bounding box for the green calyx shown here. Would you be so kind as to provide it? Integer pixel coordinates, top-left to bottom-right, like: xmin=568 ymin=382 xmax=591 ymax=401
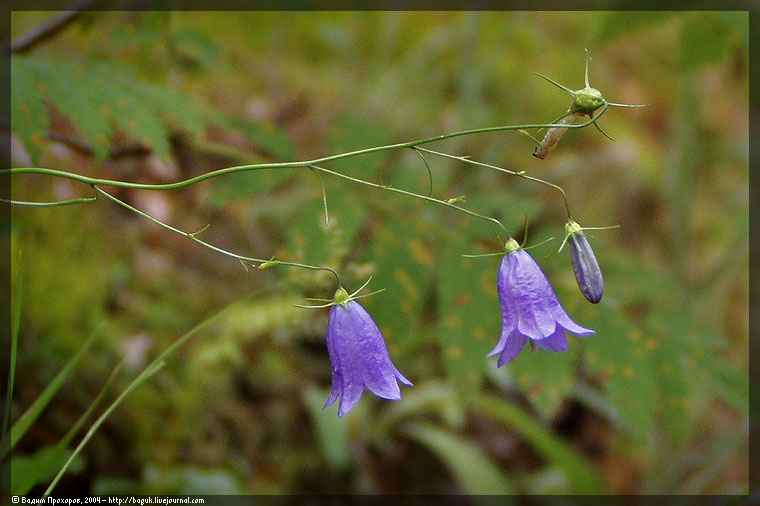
xmin=294 ymin=277 xmax=386 ymax=310
xmin=333 ymin=287 xmax=351 ymax=308
xmin=558 ymin=219 xmax=620 ymax=253
xmin=572 ymin=87 xmax=605 ymax=115
xmin=505 ymin=237 xmax=521 ymax=253
xmin=565 ymin=219 xmax=585 ymax=237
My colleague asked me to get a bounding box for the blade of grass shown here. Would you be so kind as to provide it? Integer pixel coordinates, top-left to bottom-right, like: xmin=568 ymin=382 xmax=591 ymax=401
xmin=2 ymin=325 xmax=102 ymax=459
xmin=3 ymin=252 xmax=23 ymax=437
xmin=468 ymin=393 xmax=604 ymax=494
xmin=43 ymin=360 xmax=166 ymax=496
xmin=12 ymin=360 xmax=124 ymax=495
xmin=43 ymin=291 xmax=244 ymax=496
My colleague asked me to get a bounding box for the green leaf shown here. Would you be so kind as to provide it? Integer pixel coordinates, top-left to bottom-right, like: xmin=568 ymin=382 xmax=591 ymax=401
xmin=437 ymin=238 xmax=500 ymax=391
xmin=468 ymin=393 xmax=604 ymax=494
xmin=11 ymin=58 xmax=50 ymax=164
xmin=303 ymin=385 xmax=351 ymax=471
xmin=679 ymin=12 xmax=734 ymax=69
xmin=21 ymin=58 xmax=114 ymax=160
xmin=11 ymin=56 xmax=210 ymax=162
xmin=403 ymin=421 xmax=515 ymax=495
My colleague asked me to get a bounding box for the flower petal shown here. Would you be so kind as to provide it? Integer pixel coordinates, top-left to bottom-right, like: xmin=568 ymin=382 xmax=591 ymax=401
xmin=496 ymin=329 xmax=528 ymax=367
xmin=533 ymin=327 xmax=569 ymax=352
xmin=328 ymin=304 xmax=368 ymax=417
xmin=544 ymin=297 xmax=595 ymax=336
xmin=509 ymin=250 xmax=558 ymax=339
xmin=324 ymin=300 xmax=412 ymax=417
xmin=348 ymin=301 xmax=403 ymax=400
xmin=324 ymin=306 xmax=342 ymax=408
xmin=497 ymin=255 xmax=518 ymax=336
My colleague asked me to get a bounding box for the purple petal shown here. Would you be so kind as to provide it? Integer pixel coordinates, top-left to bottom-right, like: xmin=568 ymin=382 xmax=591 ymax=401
xmin=324 ymin=306 xmax=342 ymax=408
xmin=496 ymin=330 xmax=528 ymax=367
xmin=544 ymin=296 xmax=595 ymax=336
xmin=533 ymin=327 xmax=569 ymax=352
xmin=508 ymin=250 xmax=559 ymax=339
xmin=326 ymin=304 xmax=367 ymax=417
xmin=497 ymin=255 xmax=518 ymax=336
xmin=348 ymin=301 xmax=403 ymax=400
xmin=324 ymin=301 xmax=412 ymax=417
xmin=488 ymin=330 xmax=528 ymax=367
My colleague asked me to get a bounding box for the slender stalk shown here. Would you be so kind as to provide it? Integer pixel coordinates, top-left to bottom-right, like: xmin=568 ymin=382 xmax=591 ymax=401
xmin=2 ymin=113 xmax=608 ymax=192
xmin=414 ymin=146 xmax=574 ymax=219
xmin=308 ymin=164 xmax=508 ymax=237
xmin=0 ymin=195 xmax=97 ymax=207
xmin=92 ymin=186 xmax=341 ymax=285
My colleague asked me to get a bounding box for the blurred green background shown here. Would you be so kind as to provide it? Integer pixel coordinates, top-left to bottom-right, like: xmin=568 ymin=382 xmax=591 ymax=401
xmin=7 ymin=11 xmax=749 ymax=495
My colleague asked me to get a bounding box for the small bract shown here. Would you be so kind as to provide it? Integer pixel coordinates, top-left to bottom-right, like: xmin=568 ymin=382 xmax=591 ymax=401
xmin=490 ymin=239 xmax=595 ymax=366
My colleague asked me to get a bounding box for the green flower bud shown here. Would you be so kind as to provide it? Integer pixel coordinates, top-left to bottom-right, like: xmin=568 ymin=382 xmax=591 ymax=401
xmin=572 ymin=86 xmax=605 ymax=115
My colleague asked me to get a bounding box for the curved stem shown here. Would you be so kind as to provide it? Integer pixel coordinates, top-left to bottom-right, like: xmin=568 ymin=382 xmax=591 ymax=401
xmin=2 ymin=113 xmax=609 ymax=191
xmin=308 ymin=164 xmax=508 ymax=238
xmin=410 ymin=146 xmax=434 ymax=197
xmin=0 ymin=194 xmax=98 ymax=207
xmin=92 ymin=185 xmax=341 ymax=285
xmin=414 ymin=146 xmax=573 ymax=219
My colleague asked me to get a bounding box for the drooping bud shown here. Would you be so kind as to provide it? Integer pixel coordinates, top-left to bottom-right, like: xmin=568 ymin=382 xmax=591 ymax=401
xmin=565 ymin=220 xmax=604 ymax=304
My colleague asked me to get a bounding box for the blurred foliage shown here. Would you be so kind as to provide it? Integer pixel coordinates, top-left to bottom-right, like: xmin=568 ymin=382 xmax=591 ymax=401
xmin=7 ymin=11 xmax=748 ymax=496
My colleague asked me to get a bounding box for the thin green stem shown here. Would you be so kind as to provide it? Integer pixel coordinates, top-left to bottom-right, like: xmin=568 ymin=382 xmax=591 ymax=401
xmin=2 ymin=113 xmax=609 ymax=192
xmin=410 ymin=147 xmax=434 ymax=197
xmin=0 ymin=195 xmax=98 ymax=207
xmin=414 ymin=146 xmax=574 ymax=219
xmin=308 ymin=164 xmax=508 ymax=237
xmin=92 ymin=186 xmax=341 ymax=285
xmin=308 ymin=166 xmax=330 ymax=227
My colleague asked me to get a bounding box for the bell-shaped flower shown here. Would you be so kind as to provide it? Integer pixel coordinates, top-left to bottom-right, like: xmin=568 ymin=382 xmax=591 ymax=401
xmin=320 ymin=286 xmax=412 ymax=418
xmin=489 ymin=238 xmax=594 ymax=366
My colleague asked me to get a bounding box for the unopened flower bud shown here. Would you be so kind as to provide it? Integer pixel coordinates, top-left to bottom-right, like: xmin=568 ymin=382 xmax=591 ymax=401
xmin=566 ymin=220 xmax=604 ymax=304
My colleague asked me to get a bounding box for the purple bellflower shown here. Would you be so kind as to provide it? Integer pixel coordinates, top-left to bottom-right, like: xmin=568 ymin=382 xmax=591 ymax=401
xmin=489 ymin=238 xmax=595 ymax=366
xmin=323 ymin=286 xmax=412 ymax=418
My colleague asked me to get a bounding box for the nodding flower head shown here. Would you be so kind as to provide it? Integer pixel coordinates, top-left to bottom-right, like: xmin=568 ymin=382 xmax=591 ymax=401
xmin=322 ymin=286 xmax=412 ymax=418
xmin=489 ymin=238 xmax=594 ymax=366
